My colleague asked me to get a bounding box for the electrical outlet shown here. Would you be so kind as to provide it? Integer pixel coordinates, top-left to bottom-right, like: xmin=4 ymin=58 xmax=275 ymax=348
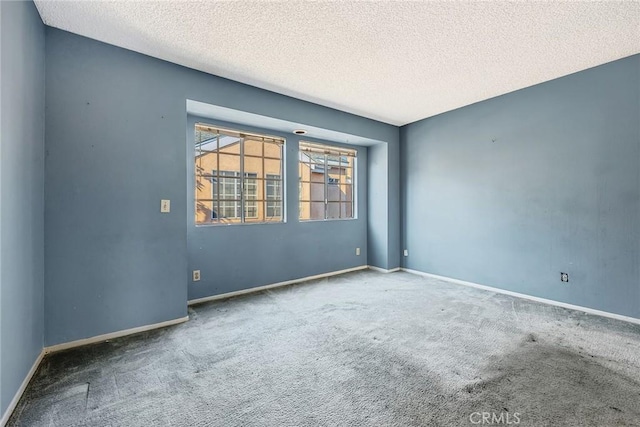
xmin=161 ymin=199 xmax=171 ymax=213
xmin=193 ymin=270 xmax=201 ymax=281
xmin=404 ymin=249 xmax=409 ymax=257
xmin=560 ymin=272 xmax=569 ymax=283
xmin=356 ymin=247 xmax=361 ymax=256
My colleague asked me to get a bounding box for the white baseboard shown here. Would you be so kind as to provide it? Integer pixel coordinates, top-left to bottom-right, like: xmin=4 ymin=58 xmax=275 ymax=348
xmin=188 ymin=265 xmax=369 ymax=305
xmin=368 ymin=265 xmax=401 ymax=274
xmin=44 ymin=316 xmax=190 ymax=354
xmin=0 ymin=349 xmax=45 ymax=427
xmin=402 ymin=268 xmax=640 ymax=326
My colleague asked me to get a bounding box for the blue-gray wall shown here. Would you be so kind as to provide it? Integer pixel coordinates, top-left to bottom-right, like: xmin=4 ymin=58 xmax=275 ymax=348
xmin=401 ymin=54 xmax=640 ymax=318
xmin=45 ymin=27 xmax=398 ymax=346
xmin=187 ymin=117 xmax=368 ymax=300
xmin=387 ymin=140 xmax=401 ymax=270
xmin=368 ymin=144 xmax=388 ymax=268
xmin=367 ymin=141 xmax=402 ymax=271
xmin=0 ymin=0 xmax=45 ymax=416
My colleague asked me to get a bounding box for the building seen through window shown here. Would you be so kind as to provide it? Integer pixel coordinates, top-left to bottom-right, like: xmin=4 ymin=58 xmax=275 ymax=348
xmin=299 ymin=141 xmax=356 ymax=221
xmin=194 ymin=124 xmax=284 ymax=225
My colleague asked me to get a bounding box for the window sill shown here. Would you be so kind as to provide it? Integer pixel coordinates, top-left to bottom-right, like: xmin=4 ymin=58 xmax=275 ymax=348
xmin=195 ymin=221 xmax=286 ymax=227
xmin=299 ymin=217 xmax=358 ymax=223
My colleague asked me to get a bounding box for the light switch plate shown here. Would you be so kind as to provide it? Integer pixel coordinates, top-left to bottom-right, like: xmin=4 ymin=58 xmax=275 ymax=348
xmin=161 ymin=199 xmax=170 ymax=213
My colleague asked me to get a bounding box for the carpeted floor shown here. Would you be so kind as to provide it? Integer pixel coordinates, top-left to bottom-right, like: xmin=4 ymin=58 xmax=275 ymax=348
xmin=8 ymin=270 xmax=640 ymax=426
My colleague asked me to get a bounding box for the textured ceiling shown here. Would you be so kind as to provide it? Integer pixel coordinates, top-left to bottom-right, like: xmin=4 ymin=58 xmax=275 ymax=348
xmin=34 ymin=1 xmax=640 ymax=126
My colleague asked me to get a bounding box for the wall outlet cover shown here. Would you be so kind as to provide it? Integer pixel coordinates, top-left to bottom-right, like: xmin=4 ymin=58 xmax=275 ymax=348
xmin=193 ymin=270 xmax=201 ymax=281
xmin=560 ymin=272 xmax=569 ymax=282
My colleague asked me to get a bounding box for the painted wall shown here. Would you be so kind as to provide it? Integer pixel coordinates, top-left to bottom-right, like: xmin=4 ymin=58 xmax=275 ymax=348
xmin=367 ymin=141 xmax=402 ymax=271
xmin=387 ymin=141 xmax=401 ymax=269
xmin=0 ymin=0 xmax=45 ymax=416
xmin=187 ymin=117 xmax=367 ymax=301
xmin=45 ymin=28 xmax=398 ymax=346
xmin=401 ymin=55 xmax=640 ymax=318
xmin=368 ymin=144 xmax=388 ymax=268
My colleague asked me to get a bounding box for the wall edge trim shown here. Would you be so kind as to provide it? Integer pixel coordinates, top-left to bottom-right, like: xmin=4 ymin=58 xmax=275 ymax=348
xmin=44 ymin=316 xmax=190 ymax=354
xmin=188 ymin=265 xmax=369 ymax=305
xmin=402 ymin=268 xmax=640 ymax=326
xmin=368 ymin=265 xmax=401 ymax=273
xmin=0 ymin=349 xmax=45 ymax=427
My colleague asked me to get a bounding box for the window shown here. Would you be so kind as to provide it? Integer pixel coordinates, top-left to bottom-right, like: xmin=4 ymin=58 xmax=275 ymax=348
xmin=212 ymin=171 xmax=257 ymax=219
xmin=266 ymin=174 xmax=282 ymax=217
xmin=299 ymin=141 xmax=356 ymax=221
xmin=194 ymin=124 xmax=284 ymax=225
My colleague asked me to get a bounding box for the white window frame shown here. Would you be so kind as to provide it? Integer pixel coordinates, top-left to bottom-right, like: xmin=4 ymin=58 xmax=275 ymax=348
xmin=195 ymin=124 xmax=285 ymax=225
xmin=298 ymin=141 xmax=356 ymax=221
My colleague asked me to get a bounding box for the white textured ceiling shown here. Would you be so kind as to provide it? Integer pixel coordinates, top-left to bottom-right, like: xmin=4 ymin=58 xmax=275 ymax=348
xmin=35 ymin=1 xmax=640 ymax=126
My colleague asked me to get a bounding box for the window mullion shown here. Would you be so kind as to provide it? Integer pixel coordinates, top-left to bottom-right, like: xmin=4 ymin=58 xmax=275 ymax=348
xmin=263 ymin=140 xmax=266 ymax=220
xmin=338 ymin=157 xmax=342 ymax=219
xmin=240 ymin=138 xmax=245 ymax=223
xmin=216 ymin=133 xmax=220 ymax=221
xmin=279 ymin=145 xmax=282 ymax=221
xmin=324 ymin=154 xmax=328 ymax=220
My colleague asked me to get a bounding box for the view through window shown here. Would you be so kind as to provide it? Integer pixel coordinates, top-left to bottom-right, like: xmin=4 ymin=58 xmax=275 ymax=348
xmin=195 ymin=124 xmax=284 ymax=225
xmin=299 ymin=141 xmax=356 ymax=221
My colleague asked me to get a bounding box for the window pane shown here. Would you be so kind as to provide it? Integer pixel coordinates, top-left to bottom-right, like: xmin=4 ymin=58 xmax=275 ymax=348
xmin=300 ymin=200 xmax=326 ymax=221
xmin=266 ymin=176 xmax=282 ymax=200
xmin=327 ymin=183 xmax=341 ymax=202
xmin=299 ymin=202 xmax=310 ymax=221
xmin=244 ymin=175 xmax=258 ymax=199
xmin=326 ymin=153 xmax=340 ymax=163
xmin=244 ymin=156 xmax=263 ymax=179
xmin=266 ymin=201 xmax=282 ymax=220
xmin=310 ymin=201 xmax=325 ymax=220
xmin=299 ymin=161 xmax=314 ymax=182
xmin=196 ymin=199 xmax=216 ymax=225
xmin=244 ymin=139 xmax=263 ymax=157
xmin=268 ymin=183 xmax=282 ymax=199
xmin=343 ymin=167 xmax=354 ymax=184
xmin=244 ymin=201 xmax=258 ymax=219
xmin=310 ymin=182 xmax=324 ymax=202
xmin=264 ymin=142 xmax=282 ymax=159
xmin=299 ymin=181 xmax=310 ymax=201
xmin=343 ymin=202 xmax=353 ymax=218
xmin=265 ymin=158 xmax=283 ymax=178
xmin=218 ymin=136 xmax=241 ymax=155
xmin=195 ymin=174 xmax=214 ymax=202
xmin=217 ymin=154 xmax=240 ymax=175
xmin=214 ymin=175 xmax=241 ymax=200
xmin=220 ymin=201 xmax=241 ymax=220
xmin=195 ymin=128 xmax=218 ymax=145
xmin=194 ymin=131 xmax=219 ymax=160
xmin=341 ymin=184 xmax=353 ymax=202
xmin=326 ymin=202 xmax=341 ymax=219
